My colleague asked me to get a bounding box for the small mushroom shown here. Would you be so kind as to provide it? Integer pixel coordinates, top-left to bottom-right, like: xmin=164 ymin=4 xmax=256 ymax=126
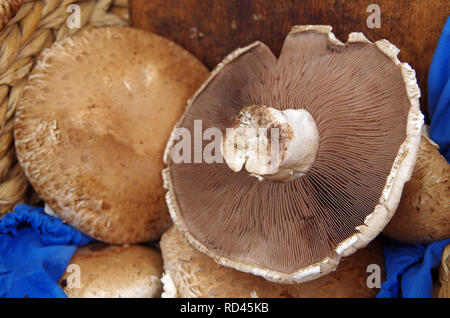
xmin=383 ymin=127 xmax=450 ymax=243
xmin=14 ymin=27 xmax=209 ymax=243
xmin=437 ymin=244 xmax=450 ymax=298
xmin=160 ymin=227 xmax=385 ymax=298
xmin=59 ymin=243 xmax=163 ymax=298
xmin=163 ymin=25 xmax=423 ymax=283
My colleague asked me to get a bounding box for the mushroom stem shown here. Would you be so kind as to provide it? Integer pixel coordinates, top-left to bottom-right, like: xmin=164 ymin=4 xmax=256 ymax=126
xmin=221 ymin=105 xmax=319 ymax=182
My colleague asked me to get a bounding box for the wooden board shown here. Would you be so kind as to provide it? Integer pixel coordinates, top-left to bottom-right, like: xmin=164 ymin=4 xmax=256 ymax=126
xmin=130 ymin=0 xmax=450 ymax=119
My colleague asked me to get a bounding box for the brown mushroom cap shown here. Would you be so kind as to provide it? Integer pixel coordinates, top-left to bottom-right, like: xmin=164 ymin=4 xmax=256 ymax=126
xmin=160 ymin=227 xmax=385 ymax=298
xmin=59 ymin=243 xmax=163 ymax=298
xmin=163 ymin=25 xmax=423 ymax=283
xmin=383 ymin=132 xmax=450 ymax=243
xmin=14 ymin=27 xmax=209 ymax=243
xmin=437 ymin=244 xmax=450 ymax=298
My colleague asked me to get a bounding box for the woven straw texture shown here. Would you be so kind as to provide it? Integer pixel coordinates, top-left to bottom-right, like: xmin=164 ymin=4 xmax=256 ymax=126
xmin=0 ymin=0 xmax=129 ymax=215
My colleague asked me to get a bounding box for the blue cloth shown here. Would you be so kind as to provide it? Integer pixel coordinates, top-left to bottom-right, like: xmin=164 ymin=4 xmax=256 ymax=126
xmin=0 ymin=204 xmax=92 ymax=298
xmin=428 ymin=17 xmax=450 ymax=161
xmin=378 ymin=16 xmax=450 ymax=298
xmin=378 ymin=239 xmax=450 ymax=298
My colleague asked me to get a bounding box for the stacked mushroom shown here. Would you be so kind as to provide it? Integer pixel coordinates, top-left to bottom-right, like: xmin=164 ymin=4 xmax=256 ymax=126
xmin=14 ymin=26 xmax=209 ymax=297
xmin=161 ymin=25 xmax=425 ymax=295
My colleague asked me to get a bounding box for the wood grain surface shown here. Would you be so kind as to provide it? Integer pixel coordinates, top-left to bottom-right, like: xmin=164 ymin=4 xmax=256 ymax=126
xmin=130 ymin=0 xmax=450 ymax=119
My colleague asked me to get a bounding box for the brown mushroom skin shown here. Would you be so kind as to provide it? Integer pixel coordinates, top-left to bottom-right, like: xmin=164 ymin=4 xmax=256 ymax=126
xmin=160 ymin=227 xmax=385 ymax=298
xmin=437 ymin=244 xmax=450 ymax=298
xmin=14 ymin=27 xmax=209 ymax=244
xmin=59 ymin=243 xmax=163 ymax=298
xmin=383 ymin=135 xmax=450 ymax=243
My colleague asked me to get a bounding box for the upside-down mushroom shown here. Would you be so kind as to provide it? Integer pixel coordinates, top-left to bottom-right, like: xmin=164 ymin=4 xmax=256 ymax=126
xmin=60 ymin=243 xmax=163 ymax=298
xmin=160 ymin=227 xmax=385 ymax=298
xmin=163 ymin=25 xmax=423 ymax=283
xmin=14 ymin=26 xmax=209 ymax=244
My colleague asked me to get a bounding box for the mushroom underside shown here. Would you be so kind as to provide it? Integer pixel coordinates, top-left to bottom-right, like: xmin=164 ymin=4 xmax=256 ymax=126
xmin=165 ymin=27 xmax=422 ymax=281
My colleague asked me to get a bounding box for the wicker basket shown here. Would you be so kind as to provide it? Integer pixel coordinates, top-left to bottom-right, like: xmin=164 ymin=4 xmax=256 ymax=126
xmin=0 ymin=0 xmax=129 ymax=215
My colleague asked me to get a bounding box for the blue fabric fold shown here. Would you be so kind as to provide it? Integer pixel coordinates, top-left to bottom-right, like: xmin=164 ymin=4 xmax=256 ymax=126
xmin=428 ymin=16 xmax=450 ymax=161
xmin=0 ymin=204 xmax=92 ymax=298
xmin=377 ymin=239 xmax=450 ymax=298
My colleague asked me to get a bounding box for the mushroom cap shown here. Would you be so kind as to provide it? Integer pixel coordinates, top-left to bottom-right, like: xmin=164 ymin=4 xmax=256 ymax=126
xmin=163 ymin=25 xmax=423 ymax=283
xmin=60 ymin=243 xmax=163 ymax=298
xmin=383 ymin=132 xmax=450 ymax=243
xmin=437 ymin=244 xmax=450 ymax=298
xmin=14 ymin=26 xmax=209 ymax=243
xmin=160 ymin=227 xmax=385 ymax=298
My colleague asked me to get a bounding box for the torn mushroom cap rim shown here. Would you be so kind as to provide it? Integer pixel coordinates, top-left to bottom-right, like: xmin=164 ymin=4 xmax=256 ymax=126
xmin=162 ymin=25 xmax=423 ymax=284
